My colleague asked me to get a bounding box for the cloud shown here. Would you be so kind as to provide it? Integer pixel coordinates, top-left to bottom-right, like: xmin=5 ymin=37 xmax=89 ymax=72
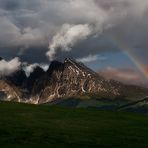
xmin=46 ymin=0 xmax=148 ymax=60
xmin=98 ymin=67 xmax=148 ymax=87
xmin=76 ymin=54 xmax=98 ymax=63
xmin=0 ymin=0 xmax=148 ymax=63
xmin=22 ymin=63 xmax=38 ymax=77
xmin=76 ymin=54 xmax=106 ymax=63
xmin=0 ymin=16 xmax=48 ymax=48
xmin=0 ymin=17 xmax=20 ymax=47
xmin=46 ymin=24 xmax=93 ymax=60
xmin=0 ymin=57 xmax=21 ymax=76
xmin=23 ymin=62 xmax=49 ymax=76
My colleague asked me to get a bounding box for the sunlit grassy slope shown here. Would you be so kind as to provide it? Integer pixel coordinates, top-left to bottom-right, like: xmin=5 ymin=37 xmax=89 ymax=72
xmin=0 ymin=101 xmax=148 ymax=148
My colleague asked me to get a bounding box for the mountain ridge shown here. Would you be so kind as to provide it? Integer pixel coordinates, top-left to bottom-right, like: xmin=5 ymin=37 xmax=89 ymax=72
xmin=0 ymin=57 xmax=148 ymax=104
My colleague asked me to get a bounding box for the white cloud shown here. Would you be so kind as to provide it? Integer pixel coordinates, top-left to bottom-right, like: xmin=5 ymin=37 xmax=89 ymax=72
xmin=23 ymin=63 xmax=38 ymax=77
xmin=46 ymin=24 xmax=93 ymax=60
xmin=77 ymin=54 xmax=107 ymax=63
xmin=0 ymin=57 xmax=21 ymax=76
xmin=23 ymin=62 xmax=49 ymax=76
xmin=77 ymin=54 xmax=99 ymax=63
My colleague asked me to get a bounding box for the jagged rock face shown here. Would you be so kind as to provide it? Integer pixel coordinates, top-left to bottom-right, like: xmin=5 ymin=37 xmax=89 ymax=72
xmin=47 ymin=60 xmax=64 ymax=75
xmin=27 ymin=66 xmax=46 ymax=93
xmin=0 ymin=57 xmax=148 ymax=104
xmin=30 ymin=58 xmax=148 ymax=104
xmin=31 ymin=58 xmax=121 ymax=104
xmin=0 ymin=80 xmax=21 ymax=102
xmin=0 ymin=65 xmax=25 ymax=102
xmin=6 ymin=69 xmax=27 ymax=87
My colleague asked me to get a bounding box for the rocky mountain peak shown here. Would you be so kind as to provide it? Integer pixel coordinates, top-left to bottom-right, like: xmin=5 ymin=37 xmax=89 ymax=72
xmin=6 ymin=69 xmax=27 ymax=87
xmin=47 ymin=60 xmax=64 ymax=75
xmin=64 ymin=58 xmax=75 ymax=64
xmin=64 ymin=58 xmax=100 ymax=79
xmin=26 ymin=66 xmax=45 ymax=92
xmin=30 ymin=66 xmax=45 ymax=76
xmin=0 ymin=57 xmax=148 ymax=104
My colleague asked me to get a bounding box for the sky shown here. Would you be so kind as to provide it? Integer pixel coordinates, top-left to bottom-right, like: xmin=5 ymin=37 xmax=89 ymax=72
xmin=0 ymin=0 xmax=147 ymax=87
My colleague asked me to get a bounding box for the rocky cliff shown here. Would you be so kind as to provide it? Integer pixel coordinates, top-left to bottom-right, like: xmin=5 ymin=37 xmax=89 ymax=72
xmin=30 ymin=58 xmax=148 ymax=104
xmin=0 ymin=58 xmax=148 ymax=104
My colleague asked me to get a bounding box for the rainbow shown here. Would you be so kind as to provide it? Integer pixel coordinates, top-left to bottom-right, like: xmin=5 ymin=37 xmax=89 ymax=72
xmin=124 ymin=49 xmax=148 ymax=80
xmin=112 ymin=38 xmax=148 ymax=81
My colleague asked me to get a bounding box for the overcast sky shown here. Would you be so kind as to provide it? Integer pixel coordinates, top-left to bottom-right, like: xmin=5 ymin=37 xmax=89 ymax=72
xmin=0 ymin=0 xmax=147 ymax=86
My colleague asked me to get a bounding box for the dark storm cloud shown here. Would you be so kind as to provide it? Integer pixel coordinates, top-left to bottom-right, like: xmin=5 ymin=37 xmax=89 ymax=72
xmin=18 ymin=46 xmax=49 ymax=63
xmin=54 ymin=35 xmax=119 ymax=60
xmin=0 ymin=1 xmax=19 ymax=10
xmin=0 ymin=0 xmax=148 ymax=62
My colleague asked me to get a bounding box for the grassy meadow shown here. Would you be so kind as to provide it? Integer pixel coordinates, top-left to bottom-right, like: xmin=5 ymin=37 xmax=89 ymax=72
xmin=0 ymin=101 xmax=148 ymax=148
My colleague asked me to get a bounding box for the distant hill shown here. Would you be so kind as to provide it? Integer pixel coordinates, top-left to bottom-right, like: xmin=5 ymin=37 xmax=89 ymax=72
xmin=118 ymin=96 xmax=148 ymax=113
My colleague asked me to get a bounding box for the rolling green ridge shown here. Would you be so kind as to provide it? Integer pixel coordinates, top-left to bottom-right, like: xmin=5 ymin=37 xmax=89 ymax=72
xmin=0 ymin=101 xmax=148 ymax=148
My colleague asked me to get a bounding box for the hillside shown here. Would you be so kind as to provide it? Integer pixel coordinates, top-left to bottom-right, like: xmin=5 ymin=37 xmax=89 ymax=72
xmin=0 ymin=101 xmax=148 ymax=148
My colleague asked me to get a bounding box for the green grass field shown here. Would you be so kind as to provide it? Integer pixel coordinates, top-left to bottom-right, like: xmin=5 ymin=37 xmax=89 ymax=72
xmin=0 ymin=101 xmax=148 ymax=148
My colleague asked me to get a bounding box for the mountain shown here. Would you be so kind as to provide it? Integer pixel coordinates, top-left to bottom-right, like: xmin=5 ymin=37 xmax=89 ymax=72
xmin=0 ymin=57 xmax=148 ymax=105
xmin=6 ymin=69 xmax=27 ymax=87
xmin=26 ymin=66 xmax=46 ymax=93
xmin=0 ymin=79 xmax=22 ymax=102
xmin=30 ymin=58 xmax=148 ymax=104
xmin=0 ymin=57 xmax=23 ymax=101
